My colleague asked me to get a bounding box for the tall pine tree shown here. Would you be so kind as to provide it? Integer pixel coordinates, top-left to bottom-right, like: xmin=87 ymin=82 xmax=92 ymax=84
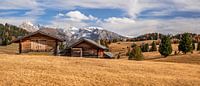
xmin=141 ymin=43 xmax=149 ymax=52
xmin=150 ymin=41 xmax=157 ymax=51
xmin=159 ymin=36 xmax=172 ymax=57
xmin=178 ymin=33 xmax=193 ymax=54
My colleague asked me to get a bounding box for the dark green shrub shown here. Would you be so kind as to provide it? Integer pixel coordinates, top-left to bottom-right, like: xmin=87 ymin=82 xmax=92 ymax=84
xmin=129 ymin=46 xmax=144 ymax=61
xmin=192 ymin=42 xmax=196 ymax=50
xmin=197 ymin=42 xmax=200 ymax=51
xmin=159 ymin=36 xmax=172 ymax=57
xmin=150 ymin=41 xmax=157 ymax=51
xmin=141 ymin=43 xmax=149 ymax=52
xmin=178 ymin=33 xmax=193 ymax=54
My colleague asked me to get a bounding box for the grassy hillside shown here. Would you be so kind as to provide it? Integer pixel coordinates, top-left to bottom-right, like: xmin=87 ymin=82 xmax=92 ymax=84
xmin=0 ymin=42 xmax=200 ymax=85
xmin=0 ymin=54 xmax=200 ymax=86
xmin=109 ymin=41 xmax=191 ymax=59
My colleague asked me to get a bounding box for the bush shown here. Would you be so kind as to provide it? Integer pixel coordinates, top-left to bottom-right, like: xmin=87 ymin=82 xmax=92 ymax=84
xmin=192 ymin=42 xmax=196 ymax=50
xmin=126 ymin=47 xmax=131 ymax=56
xmin=159 ymin=36 xmax=172 ymax=57
xmin=150 ymin=41 xmax=157 ymax=51
xmin=178 ymin=33 xmax=193 ymax=54
xmin=1 ymin=38 xmax=9 ymax=46
xmin=129 ymin=45 xmax=144 ymax=61
xmin=131 ymin=43 xmax=137 ymax=48
xmin=141 ymin=43 xmax=149 ymax=52
xmin=197 ymin=42 xmax=200 ymax=51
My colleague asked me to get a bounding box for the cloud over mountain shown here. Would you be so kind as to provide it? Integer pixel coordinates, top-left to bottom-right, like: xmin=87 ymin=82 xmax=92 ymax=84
xmin=0 ymin=0 xmax=200 ymax=36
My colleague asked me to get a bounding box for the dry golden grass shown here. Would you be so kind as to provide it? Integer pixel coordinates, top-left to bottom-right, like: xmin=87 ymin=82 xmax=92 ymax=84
xmin=0 ymin=54 xmax=200 ymax=86
xmin=0 ymin=44 xmax=18 ymax=54
xmin=152 ymin=53 xmax=200 ymax=65
xmin=0 ymin=42 xmax=200 ymax=85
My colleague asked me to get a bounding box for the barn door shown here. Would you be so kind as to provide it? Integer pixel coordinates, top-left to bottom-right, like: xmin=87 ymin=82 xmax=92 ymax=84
xmin=71 ymin=48 xmax=82 ymax=57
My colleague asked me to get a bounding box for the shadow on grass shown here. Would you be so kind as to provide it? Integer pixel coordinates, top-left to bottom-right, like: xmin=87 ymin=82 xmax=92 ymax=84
xmin=145 ymin=56 xmax=164 ymax=60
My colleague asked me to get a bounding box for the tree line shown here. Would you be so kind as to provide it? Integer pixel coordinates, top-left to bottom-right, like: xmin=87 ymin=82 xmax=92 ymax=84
xmin=128 ymin=33 xmax=200 ymax=61
xmin=0 ymin=23 xmax=29 ymax=45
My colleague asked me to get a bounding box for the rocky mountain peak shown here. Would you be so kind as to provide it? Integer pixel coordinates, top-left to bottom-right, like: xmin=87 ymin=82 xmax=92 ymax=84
xmin=19 ymin=22 xmax=39 ymax=32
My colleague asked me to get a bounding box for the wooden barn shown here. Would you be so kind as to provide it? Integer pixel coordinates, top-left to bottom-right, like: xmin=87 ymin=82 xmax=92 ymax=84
xmin=12 ymin=30 xmax=64 ymax=55
xmin=70 ymin=38 xmax=109 ymax=58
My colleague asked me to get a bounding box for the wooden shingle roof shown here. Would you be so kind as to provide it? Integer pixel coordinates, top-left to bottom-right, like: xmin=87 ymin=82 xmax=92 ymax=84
xmin=12 ymin=30 xmax=64 ymax=43
xmin=70 ymin=38 xmax=108 ymax=50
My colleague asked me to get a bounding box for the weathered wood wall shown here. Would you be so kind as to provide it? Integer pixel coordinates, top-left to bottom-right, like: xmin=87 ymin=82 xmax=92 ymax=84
xmin=21 ymin=34 xmax=57 ymax=53
xmin=72 ymin=41 xmax=104 ymax=58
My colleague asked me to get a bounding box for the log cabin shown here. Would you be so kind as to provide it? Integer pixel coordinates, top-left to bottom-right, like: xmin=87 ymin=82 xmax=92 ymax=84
xmin=70 ymin=38 xmax=112 ymax=58
xmin=12 ymin=30 xmax=64 ymax=55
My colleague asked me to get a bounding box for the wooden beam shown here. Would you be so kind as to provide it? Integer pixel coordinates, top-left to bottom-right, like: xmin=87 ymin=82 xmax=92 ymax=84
xmin=54 ymin=40 xmax=58 ymax=56
xmin=97 ymin=48 xmax=99 ymax=58
xmin=80 ymin=48 xmax=83 ymax=57
xmin=19 ymin=40 xmax=22 ymax=54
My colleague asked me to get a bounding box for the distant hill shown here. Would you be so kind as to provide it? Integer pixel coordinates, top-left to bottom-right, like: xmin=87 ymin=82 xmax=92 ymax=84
xmin=0 ymin=23 xmax=29 ymax=45
xmin=131 ymin=33 xmax=200 ymax=42
xmin=131 ymin=33 xmax=164 ymax=41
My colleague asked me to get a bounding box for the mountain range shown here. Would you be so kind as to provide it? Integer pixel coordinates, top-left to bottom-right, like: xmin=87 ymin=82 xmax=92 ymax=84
xmin=19 ymin=22 xmax=126 ymax=41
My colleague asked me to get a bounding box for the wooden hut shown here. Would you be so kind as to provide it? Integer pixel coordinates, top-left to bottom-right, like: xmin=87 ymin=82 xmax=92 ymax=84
xmin=12 ymin=30 xmax=64 ymax=55
xmin=70 ymin=38 xmax=109 ymax=58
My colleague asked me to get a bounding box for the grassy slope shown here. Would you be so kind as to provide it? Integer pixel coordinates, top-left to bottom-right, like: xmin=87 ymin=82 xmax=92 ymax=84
xmin=0 ymin=43 xmax=200 ymax=85
xmin=0 ymin=54 xmax=200 ymax=86
xmin=0 ymin=44 xmax=18 ymax=54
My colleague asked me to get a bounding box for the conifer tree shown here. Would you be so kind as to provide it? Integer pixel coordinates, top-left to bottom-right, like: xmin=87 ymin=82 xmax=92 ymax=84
xmin=150 ymin=41 xmax=157 ymax=51
xmin=141 ymin=43 xmax=149 ymax=52
xmin=178 ymin=33 xmax=193 ymax=54
xmin=159 ymin=36 xmax=172 ymax=57
xmin=129 ymin=45 xmax=144 ymax=61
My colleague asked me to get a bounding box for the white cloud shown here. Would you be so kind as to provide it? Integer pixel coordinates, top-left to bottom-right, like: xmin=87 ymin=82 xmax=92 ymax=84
xmin=101 ymin=17 xmax=200 ymax=37
xmin=104 ymin=17 xmax=135 ymax=24
xmin=0 ymin=0 xmax=39 ymax=10
xmin=55 ymin=13 xmax=65 ymax=18
xmin=66 ymin=11 xmax=90 ymax=21
xmin=0 ymin=0 xmax=200 ymax=37
xmin=88 ymin=15 xmax=98 ymax=20
xmin=49 ymin=18 xmax=88 ymax=29
xmin=102 ymin=17 xmax=157 ymax=36
xmin=0 ymin=17 xmax=36 ymax=25
xmin=0 ymin=11 xmax=19 ymax=16
xmin=0 ymin=0 xmax=43 ymax=25
xmin=55 ymin=11 xmax=98 ymax=22
xmin=38 ymin=0 xmax=200 ymax=18
xmin=50 ymin=11 xmax=98 ymax=28
xmin=24 ymin=8 xmax=45 ymax=16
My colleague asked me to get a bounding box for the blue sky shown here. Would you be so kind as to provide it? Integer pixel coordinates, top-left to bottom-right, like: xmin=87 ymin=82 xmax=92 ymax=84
xmin=0 ymin=0 xmax=200 ymax=37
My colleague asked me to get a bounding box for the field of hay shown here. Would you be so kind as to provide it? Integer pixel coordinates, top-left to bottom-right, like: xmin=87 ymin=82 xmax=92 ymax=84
xmin=0 ymin=54 xmax=200 ymax=86
xmin=0 ymin=42 xmax=200 ymax=85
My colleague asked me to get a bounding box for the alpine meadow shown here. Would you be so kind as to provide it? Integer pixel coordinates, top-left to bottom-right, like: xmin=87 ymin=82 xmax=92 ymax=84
xmin=0 ymin=0 xmax=200 ymax=86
